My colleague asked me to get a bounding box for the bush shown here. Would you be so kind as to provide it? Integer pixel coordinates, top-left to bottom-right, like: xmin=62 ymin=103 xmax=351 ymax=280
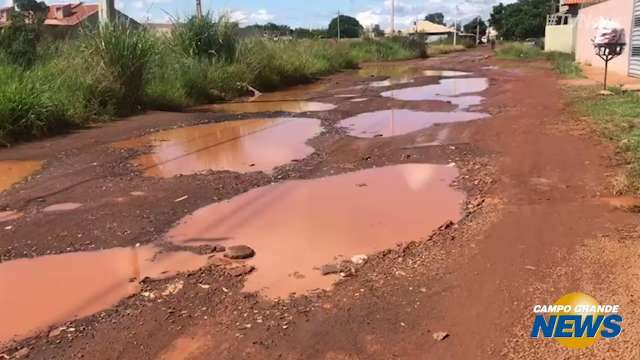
xmin=170 ymin=14 xmax=239 ymax=62
xmin=0 ymin=63 xmax=70 ymax=144
xmin=496 ymin=42 xmax=542 ymax=59
xmin=83 ymin=23 xmax=156 ymax=115
xmin=545 ymin=51 xmax=583 ymax=78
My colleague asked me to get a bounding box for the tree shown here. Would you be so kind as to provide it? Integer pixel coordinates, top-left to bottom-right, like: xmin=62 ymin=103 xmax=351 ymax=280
xmin=327 ymin=15 xmax=363 ymax=38
xmin=463 ymin=17 xmax=487 ymax=37
xmin=489 ymin=0 xmax=551 ymax=40
xmin=424 ymin=12 xmax=445 ymax=25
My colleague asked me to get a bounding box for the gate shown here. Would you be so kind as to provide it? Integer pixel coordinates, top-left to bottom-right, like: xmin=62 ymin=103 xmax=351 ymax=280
xmin=631 ymin=0 xmax=640 ymax=77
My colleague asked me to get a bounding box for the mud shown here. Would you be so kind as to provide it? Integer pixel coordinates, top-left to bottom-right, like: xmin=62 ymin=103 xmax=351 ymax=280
xmin=0 ymin=245 xmax=208 ymax=345
xmin=191 ymin=101 xmax=336 ymax=114
xmin=0 ymin=160 xmax=42 ymax=192
xmin=166 ymin=164 xmax=464 ymax=298
xmin=119 ymin=118 xmax=322 ymax=176
xmin=337 ymin=110 xmax=488 ymax=138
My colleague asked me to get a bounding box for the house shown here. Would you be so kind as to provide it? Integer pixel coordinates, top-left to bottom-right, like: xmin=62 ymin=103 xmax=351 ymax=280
xmin=574 ymin=0 xmax=637 ymax=77
xmin=543 ymin=0 xmax=603 ymax=53
xmin=0 ymin=2 xmax=138 ymax=38
xmin=408 ymin=20 xmax=454 ymax=42
xmin=145 ymin=22 xmax=174 ymax=35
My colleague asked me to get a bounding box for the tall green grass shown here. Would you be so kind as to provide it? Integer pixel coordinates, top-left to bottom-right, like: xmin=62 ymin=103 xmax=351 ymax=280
xmin=0 ymin=16 xmax=426 ymax=145
xmin=497 ymin=42 xmax=583 ymax=78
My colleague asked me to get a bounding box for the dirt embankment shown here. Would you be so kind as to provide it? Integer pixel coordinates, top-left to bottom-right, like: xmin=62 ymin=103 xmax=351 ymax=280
xmin=1 ymin=49 xmax=638 ymax=359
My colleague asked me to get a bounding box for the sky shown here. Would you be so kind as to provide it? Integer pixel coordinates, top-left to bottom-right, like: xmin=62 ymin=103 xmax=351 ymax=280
xmin=18 ymin=0 xmax=516 ymax=29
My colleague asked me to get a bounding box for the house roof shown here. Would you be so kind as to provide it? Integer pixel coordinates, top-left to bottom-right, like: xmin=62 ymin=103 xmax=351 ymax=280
xmin=411 ymin=20 xmax=454 ymax=35
xmin=44 ymin=3 xmax=99 ymax=27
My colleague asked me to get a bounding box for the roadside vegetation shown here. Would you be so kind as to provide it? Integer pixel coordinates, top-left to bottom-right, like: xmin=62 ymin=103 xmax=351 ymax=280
xmin=496 ymin=42 xmax=583 ymax=78
xmin=568 ymin=86 xmax=640 ymax=191
xmin=0 ymin=13 xmax=425 ymax=145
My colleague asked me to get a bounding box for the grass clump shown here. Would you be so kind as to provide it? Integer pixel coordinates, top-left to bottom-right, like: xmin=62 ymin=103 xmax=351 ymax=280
xmin=497 ymin=42 xmax=583 ymax=78
xmin=569 ymin=86 xmax=640 ymax=188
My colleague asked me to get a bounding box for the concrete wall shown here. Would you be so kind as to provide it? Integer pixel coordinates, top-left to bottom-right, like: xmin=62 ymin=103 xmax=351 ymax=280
xmin=545 ymin=23 xmax=577 ymax=53
xmin=575 ymin=0 xmax=633 ymax=76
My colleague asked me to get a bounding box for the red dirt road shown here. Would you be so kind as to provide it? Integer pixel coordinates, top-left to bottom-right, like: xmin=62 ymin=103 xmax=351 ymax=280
xmin=1 ymin=49 xmax=638 ymax=359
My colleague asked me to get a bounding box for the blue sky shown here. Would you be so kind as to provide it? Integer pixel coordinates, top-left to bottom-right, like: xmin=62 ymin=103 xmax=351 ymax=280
xmin=34 ymin=0 xmax=515 ymax=29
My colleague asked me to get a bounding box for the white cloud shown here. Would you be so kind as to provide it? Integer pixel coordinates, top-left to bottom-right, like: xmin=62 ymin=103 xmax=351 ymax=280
xmin=357 ymin=0 xmax=517 ymax=31
xmin=229 ymin=8 xmax=274 ymax=25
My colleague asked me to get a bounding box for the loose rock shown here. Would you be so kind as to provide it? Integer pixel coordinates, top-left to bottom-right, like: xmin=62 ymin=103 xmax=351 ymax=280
xmin=228 ymin=265 xmax=255 ymax=277
xmin=433 ymin=331 xmax=449 ymax=341
xmin=320 ymin=263 xmax=341 ymax=275
xmin=224 ymin=245 xmax=256 ymax=259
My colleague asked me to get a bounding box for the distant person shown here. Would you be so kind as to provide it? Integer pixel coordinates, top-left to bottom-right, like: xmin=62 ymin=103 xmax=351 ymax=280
xmin=490 ymin=38 xmax=496 ymax=51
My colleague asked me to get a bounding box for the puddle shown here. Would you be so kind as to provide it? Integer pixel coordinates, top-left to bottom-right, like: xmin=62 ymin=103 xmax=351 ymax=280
xmin=192 ymin=101 xmax=336 ymax=114
xmin=382 ymin=78 xmax=489 ymax=109
xmin=119 ymin=118 xmax=322 ymax=176
xmin=0 ymin=245 xmax=208 ymax=345
xmin=43 ymin=203 xmax=83 ymax=212
xmin=0 ymin=210 xmax=22 ymax=223
xmin=359 ymin=65 xmax=421 ymax=88
xmin=350 ymin=98 xmax=368 ymax=102
xmin=423 ymin=70 xmax=471 ymax=77
xmin=166 ymin=164 xmax=465 ymax=298
xmin=253 ymin=82 xmax=331 ymax=102
xmin=337 ymin=110 xmax=488 ymax=138
xmin=0 ymin=160 xmax=42 ymax=192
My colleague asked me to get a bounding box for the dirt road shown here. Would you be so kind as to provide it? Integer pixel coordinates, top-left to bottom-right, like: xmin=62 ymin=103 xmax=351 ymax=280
xmin=1 ymin=48 xmax=638 ymax=359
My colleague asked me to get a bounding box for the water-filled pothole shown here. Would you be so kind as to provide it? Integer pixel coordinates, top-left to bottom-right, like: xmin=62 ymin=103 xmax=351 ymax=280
xmin=382 ymin=78 xmax=489 ymax=109
xmin=0 ymin=245 xmax=208 ymax=345
xmin=166 ymin=164 xmax=465 ymax=298
xmin=423 ymin=70 xmax=471 ymax=77
xmin=118 ymin=118 xmax=322 ymax=176
xmin=43 ymin=203 xmax=83 ymax=212
xmin=337 ymin=110 xmax=488 ymax=138
xmin=192 ymin=101 xmax=336 ymax=114
xmin=0 ymin=160 xmax=42 ymax=192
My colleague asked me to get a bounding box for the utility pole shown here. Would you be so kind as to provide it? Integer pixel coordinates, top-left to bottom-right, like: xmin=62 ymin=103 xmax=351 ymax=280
xmin=337 ymin=10 xmax=341 ymax=41
xmin=476 ymin=16 xmax=480 ymax=46
xmin=98 ymin=0 xmax=116 ymax=23
xmin=196 ymin=0 xmax=203 ymax=19
xmin=390 ymin=0 xmax=395 ymax=35
xmin=453 ymin=6 xmax=458 ymax=46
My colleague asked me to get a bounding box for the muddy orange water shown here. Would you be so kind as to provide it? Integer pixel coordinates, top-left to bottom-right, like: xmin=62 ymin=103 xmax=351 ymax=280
xmin=0 ymin=160 xmax=42 ymax=192
xmin=337 ymin=110 xmax=488 ymax=138
xmin=192 ymin=101 xmax=336 ymax=114
xmin=382 ymin=78 xmax=488 ymax=109
xmin=253 ymin=82 xmax=331 ymax=102
xmin=166 ymin=164 xmax=465 ymax=298
xmin=0 ymin=245 xmax=207 ymax=345
xmin=119 ymin=118 xmax=322 ymax=176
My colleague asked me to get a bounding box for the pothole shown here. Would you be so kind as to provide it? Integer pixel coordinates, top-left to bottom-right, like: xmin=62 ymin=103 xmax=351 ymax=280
xmin=165 ymin=164 xmax=465 ymax=298
xmin=0 ymin=245 xmax=208 ymax=345
xmin=337 ymin=109 xmax=488 ymax=138
xmin=117 ymin=118 xmax=322 ymax=176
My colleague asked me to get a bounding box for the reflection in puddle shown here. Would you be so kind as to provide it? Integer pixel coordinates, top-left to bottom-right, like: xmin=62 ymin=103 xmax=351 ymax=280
xmin=350 ymin=98 xmax=368 ymax=102
xmin=337 ymin=110 xmax=488 ymax=138
xmin=192 ymin=101 xmax=335 ymax=114
xmin=0 ymin=245 xmax=207 ymax=345
xmin=382 ymin=78 xmax=488 ymax=109
xmin=166 ymin=164 xmax=465 ymax=298
xmin=0 ymin=210 xmax=22 ymax=223
xmin=423 ymin=70 xmax=471 ymax=77
xmin=254 ymin=82 xmax=331 ymax=102
xmin=0 ymin=160 xmax=42 ymax=192
xmin=43 ymin=203 xmax=83 ymax=212
xmin=118 ymin=118 xmax=322 ymax=176
xmin=359 ymin=65 xmax=421 ymax=88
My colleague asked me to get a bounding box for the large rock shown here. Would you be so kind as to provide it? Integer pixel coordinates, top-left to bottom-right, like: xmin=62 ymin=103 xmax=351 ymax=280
xmin=224 ymin=245 xmax=256 ymax=259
